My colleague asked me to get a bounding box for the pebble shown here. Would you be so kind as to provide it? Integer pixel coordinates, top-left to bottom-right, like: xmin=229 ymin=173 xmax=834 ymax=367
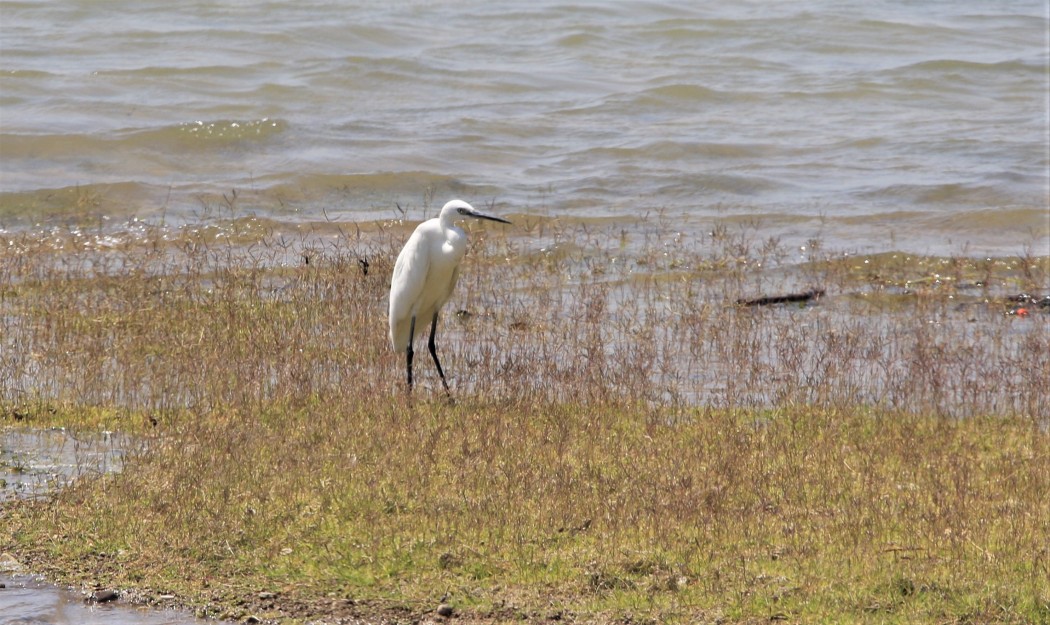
xmin=0 ymin=553 xmax=23 ymax=573
xmin=436 ymin=603 xmax=454 ymax=618
xmin=89 ymin=589 xmax=119 ymax=603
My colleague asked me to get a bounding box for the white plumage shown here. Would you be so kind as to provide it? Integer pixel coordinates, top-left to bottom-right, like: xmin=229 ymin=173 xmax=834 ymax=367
xmin=388 ymin=199 xmax=511 ymax=393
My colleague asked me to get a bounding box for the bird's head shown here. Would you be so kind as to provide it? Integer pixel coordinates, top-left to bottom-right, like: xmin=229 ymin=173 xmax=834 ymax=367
xmin=440 ymin=200 xmax=512 ymax=226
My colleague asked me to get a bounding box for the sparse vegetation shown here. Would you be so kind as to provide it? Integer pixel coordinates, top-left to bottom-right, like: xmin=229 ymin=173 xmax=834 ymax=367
xmin=1 ymin=214 xmax=1048 ymax=624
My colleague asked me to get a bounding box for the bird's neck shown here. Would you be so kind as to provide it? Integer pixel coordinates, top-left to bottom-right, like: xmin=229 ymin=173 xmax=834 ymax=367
xmin=439 ymin=216 xmax=465 ymax=236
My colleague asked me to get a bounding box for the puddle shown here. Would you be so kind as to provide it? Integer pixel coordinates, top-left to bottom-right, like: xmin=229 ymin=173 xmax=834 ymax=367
xmin=0 ymin=428 xmax=130 ymax=502
xmin=0 ymin=574 xmax=219 ymax=625
xmin=0 ymin=428 xmax=230 ymax=625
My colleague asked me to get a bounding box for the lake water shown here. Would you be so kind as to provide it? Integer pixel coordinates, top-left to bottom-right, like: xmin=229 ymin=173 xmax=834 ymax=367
xmin=1 ymin=0 xmax=1048 ymax=256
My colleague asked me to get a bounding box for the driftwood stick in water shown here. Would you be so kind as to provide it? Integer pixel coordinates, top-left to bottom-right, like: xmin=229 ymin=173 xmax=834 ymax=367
xmin=738 ymin=289 xmax=826 ymax=307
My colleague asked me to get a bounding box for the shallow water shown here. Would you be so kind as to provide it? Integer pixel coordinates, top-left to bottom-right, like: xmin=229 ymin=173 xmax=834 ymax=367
xmin=0 ymin=428 xmax=128 ymax=501
xmin=2 ymin=1 xmax=1047 ymax=256
xmin=0 ymin=428 xmax=226 ymax=625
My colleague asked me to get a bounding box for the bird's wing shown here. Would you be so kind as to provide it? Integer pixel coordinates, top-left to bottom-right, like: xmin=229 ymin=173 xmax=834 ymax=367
xmin=444 ymin=264 xmax=461 ymax=310
xmin=389 ymin=229 xmax=430 ymax=337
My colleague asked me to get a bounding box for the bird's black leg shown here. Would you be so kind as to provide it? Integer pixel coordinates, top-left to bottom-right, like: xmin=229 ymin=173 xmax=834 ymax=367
xmin=428 ymin=313 xmax=451 ymax=395
xmin=406 ymin=316 xmax=416 ymax=390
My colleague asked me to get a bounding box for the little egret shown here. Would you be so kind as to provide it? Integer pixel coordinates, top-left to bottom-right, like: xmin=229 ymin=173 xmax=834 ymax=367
xmin=388 ymin=199 xmax=512 ymax=393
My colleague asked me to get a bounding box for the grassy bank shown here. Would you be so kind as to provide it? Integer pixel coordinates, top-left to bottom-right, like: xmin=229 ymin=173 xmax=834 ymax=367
xmin=5 ymin=400 xmax=1048 ymax=623
xmin=2 ymin=216 xmax=1049 ymax=623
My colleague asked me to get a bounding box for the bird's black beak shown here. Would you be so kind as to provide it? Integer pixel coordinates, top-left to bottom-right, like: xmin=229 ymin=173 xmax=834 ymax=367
xmin=475 ymin=213 xmax=512 ymax=225
xmin=464 ymin=208 xmax=512 ymax=225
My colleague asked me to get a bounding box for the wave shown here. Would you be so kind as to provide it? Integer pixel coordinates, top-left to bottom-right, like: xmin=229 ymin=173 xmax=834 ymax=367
xmin=904 ymin=58 xmax=1042 ymax=74
xmin=920 ymin=206 xmax=1050 ymax=235
xmin=634 ymin=83 xmax=735 ymax=105
xmin=858 ymin=182 xmax=1038 ymax=208
xmin=122 ymin=118 xmax=289 ymax=150
xmin=555 ymin=83 xmax=740 ymax=119
xmin=259 ymin=171 xmax=479 ymax=201
xmin=0 ymin=170 xmax=500 ymax=228
xmin=563 ymin=140 xmax=774 ymax=164
xmin=0 ymin=182 xmax=169 ymax=223
xmin=0 ymin=119 xmax=288 ymax=165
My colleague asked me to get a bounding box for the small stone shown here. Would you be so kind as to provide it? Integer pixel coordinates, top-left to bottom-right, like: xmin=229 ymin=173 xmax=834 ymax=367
xmin=258 ymin=591 xmax=276 ymax=600
xmin=436 ymin=603 xmax=454 ymax=618
xmin=90 ymin=589 xmax=119 ymax=603
xmin=0 ymin=553 xmax=23 ymax=573
xmin=244 ymin=616 xmax=262 ymax=624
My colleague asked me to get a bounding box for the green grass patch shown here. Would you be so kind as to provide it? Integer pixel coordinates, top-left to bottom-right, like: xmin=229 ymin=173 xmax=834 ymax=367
xmin=4 ymin=400 xmax=1047 ymax=623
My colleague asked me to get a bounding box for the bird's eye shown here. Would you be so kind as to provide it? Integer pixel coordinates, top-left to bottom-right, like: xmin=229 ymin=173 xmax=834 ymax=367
xmin=457 ymin=207 xmax=471 ymax=215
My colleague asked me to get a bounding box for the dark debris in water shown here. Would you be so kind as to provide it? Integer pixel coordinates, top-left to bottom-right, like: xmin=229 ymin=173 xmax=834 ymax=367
xmin=1004 ymin=293 xmax=1050 ymax=317
xmin=737 ymin=289 xmax=826 ymax=307
xmin=1006 ymin=293 xmax=1050 ymax=308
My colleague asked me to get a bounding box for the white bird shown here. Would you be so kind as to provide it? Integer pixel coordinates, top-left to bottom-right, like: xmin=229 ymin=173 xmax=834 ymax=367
xmin=389 ymin=199 xmax=512 ymax=393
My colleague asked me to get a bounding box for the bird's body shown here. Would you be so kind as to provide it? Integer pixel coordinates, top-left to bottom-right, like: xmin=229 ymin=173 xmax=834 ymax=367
xmin=388 ymin=199 xmax=511 ymax=392
xmin=388 ymin=215 xmax=467 ymax=351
